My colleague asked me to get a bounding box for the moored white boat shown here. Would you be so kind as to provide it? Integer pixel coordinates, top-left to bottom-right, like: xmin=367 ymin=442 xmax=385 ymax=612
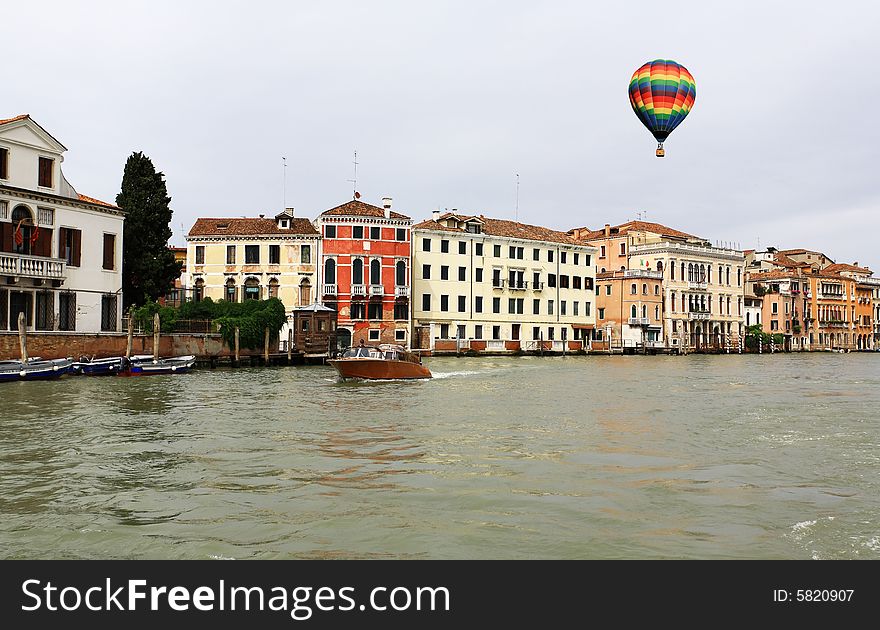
xmin=0 ymin=358 xmax=74 ymax=382
xmin=120 ymin=355 xmax=196 ymax=376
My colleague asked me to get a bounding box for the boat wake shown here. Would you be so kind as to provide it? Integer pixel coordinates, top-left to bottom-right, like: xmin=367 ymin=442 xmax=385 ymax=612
xmin=431 ymin=370 xmax=481 ymax=379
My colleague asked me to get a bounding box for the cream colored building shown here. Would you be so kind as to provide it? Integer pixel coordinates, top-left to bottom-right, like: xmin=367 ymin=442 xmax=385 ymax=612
xmin=412 ymin=212 xmax=597 ymax=351
xmin=186 ymin=209 xmax=319 ymax=308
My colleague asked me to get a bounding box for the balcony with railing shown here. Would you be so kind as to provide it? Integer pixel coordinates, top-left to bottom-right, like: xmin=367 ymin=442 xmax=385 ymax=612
xmin=395 ymin=285 xmax=410 ymax=298
xmin=369 ymin=284 xmax=384 ymax=297
xmin=688 ymin=311 xmax=710 ymax=320
xmin=351 ymin=284 xmax=366 ymax=297
xmin=628 ymin=317 xmax=651 ymax=326
xmin=323 ymin=283 xmax=338 ymax=296
xmin=492 ymin=278 xmax=506 ymax=289
xmin=688 ymin=281 xmax=708 ymax=290
xmin=508 ymin=281 xmax=528 ymax=291
xmin=532 ymin=281 xmax=544 ymax=291
xmin=0 ymin=253 xmax=66 ymax=280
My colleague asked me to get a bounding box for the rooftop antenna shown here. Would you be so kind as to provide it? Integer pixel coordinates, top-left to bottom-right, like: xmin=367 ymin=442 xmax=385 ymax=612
xmin=282 ymin=157 xmax=287 ymax=211
xmin=347 ymin=150 xmax=359 ymax=199
xmin=515 ymin=173 xmax=520 ymax=221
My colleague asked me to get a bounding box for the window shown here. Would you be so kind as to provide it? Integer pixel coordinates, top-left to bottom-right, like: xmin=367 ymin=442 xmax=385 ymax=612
xmin=631 ymin=304 xmax=638 ymax=319
xmin=598 ymin=307 xmax=605 ymax=320
xmin=301 ymin=245 xmax=311 ymax=263
xmin=561 ymin=301 xmax=567 ymax=316
xmin=352 ymin=258 xmax=364 ymax=285
xmin=619 ymin=242 xmax=626 ymax=256
xmin=492 ymin=326 xmax=501 ymax=340
xmin=475 ymin=325 xmax=483 ymax=339
xmin=476 ymin=243 xmax=484 ymax=256
xmin=369 ymin=329 xmax=381 ymax=341
xmin=268 ymin=278 xmax=279 ymax=299
xmin=547 ymin=327 xmax=555 ymax=340
xmin=459 ymin=241 xmax=467 ymax=254
xmin=194 ymin=245 xmax=205 ymax=265
xmin=475 ymin=268 xmax=483 ymax=282
xmin=458 ymin=296 xmax=466 ymax=312
xmin=34 ymin=291 xmax=52 ymax=331
xmin=655 ymin=305 xmax=659 ymax=320
xmin=605 ymin=285 xmax=611 ymax=296
xmin=573 ymin=301 xmax=579 ymax=316
xmin=325 ymin=258 xmax=336 ymax=285
xmin=573 ymin=276 xmax=582 ymax=290
xmin=560 ymin=275 xmax=569 ymax=289
xmin=516 ymin=298 xmax=524 ymax=315
xmin=102 ymin=234 xmax=116 ymax=270
xmin=395 ymin=328 xmax=407 ymax=341
xmin=600 ymin=245 xmax=606 ymax=258
xmin=396 ymin=228 xmax=406 ymax=241
xmin=226 ymin=245 xmax=236 ymax=264
xmin=475 ymin=296 xmax=483 ymax=313
xmin=422 ymin=294 xmax=431 ymax=311
xmin=509 ymin=246 xmax=516 ymax=259
xmin=351 ymin=303 xmax=365 ymax=319
xmin=325 ymin=225 xmax=336 ymax=238
xmin=38 ymin=157 xmax=54 ymax=187
xmin=353 ymin=226 xmax=364 ymax=239
xmin=439 ymin=324 xmax=449 ymax=339
xmin=493 ymin=244 xmax=501 ymax=257
xmin=370 ymin=226 xmax=381 ymax=240
xmin=585 ymin=302 xmax=591 ymax=316
xmin=441 ymin=266 xmax=449 ymax=280
xmin=770 ymin=320 xmax=779 ymax=330
xmin=642 ymin=283 xmax=648 ymax=295
xmin=441 ymin=240 xmax=449 ymax=253
xmin=245 ymin=244 xmax=260 ymax=264
xmin=492 ymin=268 xmax=502 ymax=287
xmin=508 ymin=298 xmax=515 ymax=314
xmin=574 ymin=253 xmax=579 ymax=265
xmin=225 ymin=279 xmax=237 ymax=302
xmin=266 ymin=244 xmax=280 ymax=264
xmin=533 ymin=327 xmax=541 ymax=340
xmin=548 ymin=250 xmax=554 ymax=263
xmin=533 ymin=299 xmax=540 ymax=315
xmin=441 ymin=295 xmax=449 ymax=311
xmin=0 ymin=147 xmax=8 ymax=179
xmin=533 ymin=248 xmax=540 ymax=261
xmin=737 ymin=268 xmax=742 ymax=286
xmin=370 ymin=259 xmax=381 ymax=285
xmin=0 ymin=200 xmax=6 ymax=220
xmin=772 ymin=302 xmax=778 ymax=314
xmin=101 ymin=294 xmax=117 ymax=331
xmin=458 ymin=267 xmax=466 ymax=281
xmin=368 ymin=303 xmax=382 ymax=319
xmin=654 ymin=285 xmax=660 ymax=295
xmin=561 ymin=252 xmax=567 ymax=264
xmin=244 ymin=278 xmax=260 ymax=300
xmin=548 ymin=274 xmax=557 ymax=288
xmin=671 ymin=264 xmax=675 ymax=280
xmin=423 ymin=264 xmax=431 ymax=279
xmin=493 ymin=297 xmax=501 ymax=313
xmin=423 ymin=238 xmax=431 ymax=252
xmin=59 ymin=228 xmax=82 ymax=266
xmin=585 ymin=254 xmax=591 ymax=266
xmin=59 ymin=292 xmax=76 ymax=331
xmin=466 ymin=223 xmax=482 ymax=234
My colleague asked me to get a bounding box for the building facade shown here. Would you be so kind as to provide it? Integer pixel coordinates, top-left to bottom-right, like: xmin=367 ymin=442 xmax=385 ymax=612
xmin=594 ymin=268 xmax=664 ymax=348
xmin=186 ymin=210 xmax=319 ymax=308
xmin=163 ymin=246 xmax=188 ymax=307
xmin=316 ymin=198 xmax=412 ymax=348
xmin=412 ymin=212 xmax=597 ymax=352
xmin=747 ymin=269 xmax=810 ymax=350
xmin=0 ymin=114 xmax=124 ymax=334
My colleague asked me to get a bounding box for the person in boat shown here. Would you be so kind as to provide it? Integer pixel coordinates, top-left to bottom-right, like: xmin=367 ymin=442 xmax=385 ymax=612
xmin=356 ymin=338 xmax=370 ymax=357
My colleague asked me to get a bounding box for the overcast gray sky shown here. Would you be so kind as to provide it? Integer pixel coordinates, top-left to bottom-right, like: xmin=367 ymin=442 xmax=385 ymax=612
xmin=6 ymin=1 xmax=879 ymax=269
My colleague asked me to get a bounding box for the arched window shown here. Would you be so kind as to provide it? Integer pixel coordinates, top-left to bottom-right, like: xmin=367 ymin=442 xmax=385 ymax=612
xmin=395 ymin=260 xmax=406 ymax=287
xmin=352 ymin=258 xmax=363 ymax=285
xmin=194 ymin=278 xmax=204 ymax=302
xmin=656 ymin=260 xmax=663 ymax=273
xmin=654 ymin=305 xmax=659 ymax=320
xmin=737 ymin=268 xmax=741 ymax=286
xmin=600 ymin=267 xmax=606 ymax=273
xmin=324 ymin=258 xmax=336 ymax=285
xmin=726 ymin=267 xmax=730 ymax=285
xmin=631 ymin=304 xmax=637 ymax=319
xmin=671 ymin=263 xmax=675 ymax=280
xmin=688 ymin=263 xmax=694 ymax=282
xmin=300 ymin=278 xmax=311 ymax=304
xmin=370 ymin=259 xmax=381 ymax=285
xmin=707 ymin=265 xmax=712 ymax=283
xmin=243 ymin=277 xmax=260 ymax=300
xmin=11 ymin=206 xmax=35 ymax=255
xmin=225 ymin=278 xmax=237 ymax=303
xmin=642 ymin=283 xmax=647 ymax=295
xmin=671 ymin=291 xmax=676 ymax=312
xmin=654 ymin=284 xmax=659 ymax=295
xmin=631 ymin=283 xmax=637 ymax=295
xmin=681 ymin=262 xmax=685 ymax=281
xmin=268 ymin=278 xmax=279 ymax=299
xmin=642 ymin=304 xmax=647 ymax=318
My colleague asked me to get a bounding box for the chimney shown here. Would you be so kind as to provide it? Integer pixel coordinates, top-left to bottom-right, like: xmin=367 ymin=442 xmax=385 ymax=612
xmin=285 ymin=207 xmax=295 ymax=217
xmin=382 ymin=197 xmax=392 ymax=219
xmin=432 ymin=210 xmax=440 ymax=221
xmin=604 ymin=223 xmax=611 ymax=237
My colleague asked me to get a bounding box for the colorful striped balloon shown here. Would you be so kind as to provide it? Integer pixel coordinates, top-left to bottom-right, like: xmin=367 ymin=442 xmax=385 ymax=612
xmin=629 ymin=59 xmax=696 ymax=156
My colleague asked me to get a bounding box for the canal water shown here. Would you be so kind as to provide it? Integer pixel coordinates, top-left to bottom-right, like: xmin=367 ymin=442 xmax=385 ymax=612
xmin=1 ymin=354 xmax=878 ymax=559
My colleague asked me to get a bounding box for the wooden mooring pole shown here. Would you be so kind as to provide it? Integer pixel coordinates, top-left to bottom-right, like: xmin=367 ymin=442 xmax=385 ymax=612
xmin=18 ymin=312 xmax=28 ymax=364
xmin=264 ymin=326 xmax=270 ymax=364
xmin=234 ymin=327 xmax=240 ymax=366
xmin=287 ymin=328 xmax=293 ymax=363
xmin=125 ymin=308 xmax=134 ymax=359
xmin=153 ymin=313 xmax=160 ymax=362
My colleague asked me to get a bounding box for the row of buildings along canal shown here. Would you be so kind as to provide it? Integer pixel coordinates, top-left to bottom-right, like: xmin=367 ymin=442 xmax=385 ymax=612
xmin=3 ymin=115 xmax=880 ymax=355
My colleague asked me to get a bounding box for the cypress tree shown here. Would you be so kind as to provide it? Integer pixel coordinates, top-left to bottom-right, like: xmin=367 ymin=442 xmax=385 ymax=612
xmin=116 ymin=152 xmax=182 ymax=309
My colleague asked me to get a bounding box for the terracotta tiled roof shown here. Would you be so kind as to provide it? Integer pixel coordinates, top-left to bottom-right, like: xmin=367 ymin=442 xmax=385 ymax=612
xmin=414 ymin=214 xmax=584 ymax=246
xmin=78 ymin=193 xmax=120 ymax=209
xmin=319 ymin=199 xmax=409 ymax=220
xmin=770 ymin=252 xmax=810 ymax=269
xmin=0 ymin=114 xmax=30 ymax=126
xmin=823 ymin=263 xmax=873 ymax=275
xmin=188 ymin=217 xmax=319 ymax=237
xmin=574 ymin=220 xmax=699 ymax=242
xmin=748 ymin=270 xmax=803 ymax=281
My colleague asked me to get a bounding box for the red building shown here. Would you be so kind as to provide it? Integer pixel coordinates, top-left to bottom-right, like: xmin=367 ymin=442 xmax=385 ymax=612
xmin=316 ymin=198 xmax=412 ymax=348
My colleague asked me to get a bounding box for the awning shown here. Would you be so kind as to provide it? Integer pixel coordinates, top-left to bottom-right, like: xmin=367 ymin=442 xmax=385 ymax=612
xmin=572 ymin=324 xmax=595 ymax=330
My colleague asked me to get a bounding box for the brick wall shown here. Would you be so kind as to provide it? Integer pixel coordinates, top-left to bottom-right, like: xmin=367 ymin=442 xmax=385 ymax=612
xmin=0 ymin=333 xmax=234 ymax=360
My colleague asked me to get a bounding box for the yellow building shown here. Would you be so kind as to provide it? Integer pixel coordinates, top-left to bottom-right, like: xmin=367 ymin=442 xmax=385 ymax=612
xmin=186 ymin=209 xmax=319 ymax=309
xmin=412 ymin=212 xmax=597 ymax=352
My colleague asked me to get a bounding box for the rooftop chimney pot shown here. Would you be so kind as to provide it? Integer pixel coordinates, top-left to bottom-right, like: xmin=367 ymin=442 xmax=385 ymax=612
xmin=432 ymin=210 xmax=440 ymax=221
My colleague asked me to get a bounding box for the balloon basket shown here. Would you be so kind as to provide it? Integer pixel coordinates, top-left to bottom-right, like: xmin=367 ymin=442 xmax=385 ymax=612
xmin=655 ymin=147 xmax=665 ymax=158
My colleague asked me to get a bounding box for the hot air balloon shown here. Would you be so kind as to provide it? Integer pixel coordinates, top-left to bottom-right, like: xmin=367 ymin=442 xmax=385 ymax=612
xmin=628 ymin=59 xmax=696 ymax=157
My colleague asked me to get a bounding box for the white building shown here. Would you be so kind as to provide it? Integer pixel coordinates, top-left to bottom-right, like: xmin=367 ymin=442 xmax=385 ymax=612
xmin=0 ymin=115 xmax=124 ymax=333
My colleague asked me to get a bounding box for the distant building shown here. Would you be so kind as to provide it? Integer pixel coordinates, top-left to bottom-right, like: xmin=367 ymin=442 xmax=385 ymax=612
xmin=413 ymin=211 xmax=597 ymax=352
xmin=594 ymin=268 xmax=664 ymax=349
xmin=186 ymin=209 xmax=319 ymax=308
xmin=0 ymin=114 xmax=123 ymax=333
xmin=163 ymin=246 xmax=187 ymax=307
xmin=315 ymin=198 xmax=412 ymax=348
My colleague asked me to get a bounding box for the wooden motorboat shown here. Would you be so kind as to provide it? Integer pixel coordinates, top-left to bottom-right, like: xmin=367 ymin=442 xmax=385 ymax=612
xmin=0 ymin=358 xmax=73 ymax=382
xmin=71 ymin=356 xmax=126 ymax=376
xmin=329 ymin=344 xmax=431 ymax=380
xmin=120 ymin=355 xmax=196 ymax=376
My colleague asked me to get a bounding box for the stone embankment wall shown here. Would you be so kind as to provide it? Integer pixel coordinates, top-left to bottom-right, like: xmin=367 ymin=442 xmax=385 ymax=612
xmin=0 ymin=333 xmax=232 ymax=360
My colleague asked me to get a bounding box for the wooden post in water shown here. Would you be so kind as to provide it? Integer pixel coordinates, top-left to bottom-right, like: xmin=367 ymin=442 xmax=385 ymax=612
xmin=18 ymin=312 xmax=28 ymax=364
xmin=264 ymin=326 xmax=270 ymax=364
xmin=125 ymin=308 xmax=134 ymax=359
xmin=287 ymin=328 xmax=293 ymax=363
xmin=153 ymin=313 xmax=160 ymax=362
xmin=234 ymin=327 xmax=240 ymax=366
